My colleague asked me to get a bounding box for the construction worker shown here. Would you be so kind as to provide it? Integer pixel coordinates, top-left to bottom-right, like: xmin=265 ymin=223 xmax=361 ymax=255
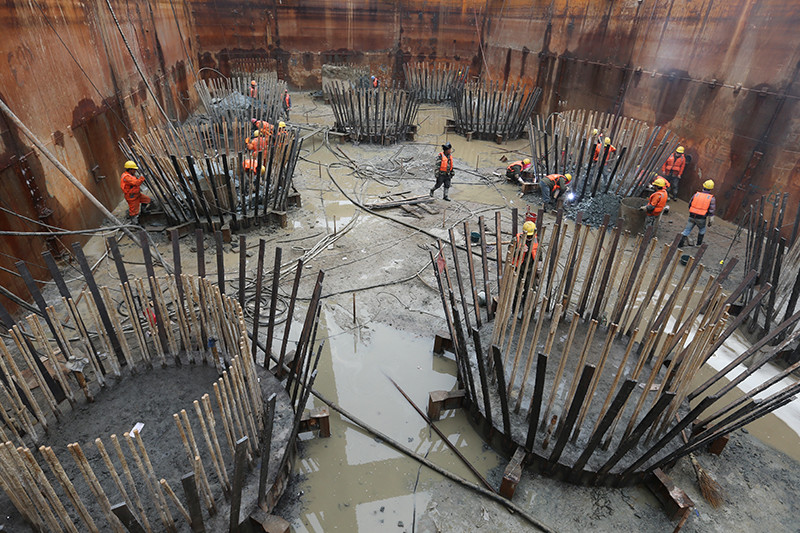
xmin=242 ymin=158 xmax=266 ymax=177
xmin=506 ymin=158 xmax=532 ymax=184
xmin=679 ymin=180 xmax=716 ymax=247
xmin=251 ymin=118 xmax=274 ymax=139
xmin=641 ymin=176 xmax=668 ymax=229
xmin=282 ymin=89 xmax=291 ymax=121
xmin=371 ymin=75 xmax=379 ymax=89
xmin=430 ymin=142 xmax=454 ymax=201
xmin=594 ymin=136 xmax=616 ymax=163
xmin=512 ymin=221 xmax=539 ymax=316
xmin=662 ymin=146 xmax=687 ymax=199
xmin=249 ymin=80 xmax=257 ymax=98
xmin=540 ymin=173 xmax=572 ymax=210
xmin=120 ymin=161 xmax=150 ymax=224
xmin=247 ymin=130 xmax=269 ymax=155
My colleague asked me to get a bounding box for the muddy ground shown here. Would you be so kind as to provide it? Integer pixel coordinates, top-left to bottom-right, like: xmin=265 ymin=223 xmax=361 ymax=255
xmin=2 ymin=97 xmax=798 ymax=532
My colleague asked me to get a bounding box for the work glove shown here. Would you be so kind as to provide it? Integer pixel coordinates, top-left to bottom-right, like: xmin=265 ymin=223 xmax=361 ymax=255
xmin=639 ymin=206 xmax=646 ymax=211
xmin=708 ymin=216 xmax=714 ymax=227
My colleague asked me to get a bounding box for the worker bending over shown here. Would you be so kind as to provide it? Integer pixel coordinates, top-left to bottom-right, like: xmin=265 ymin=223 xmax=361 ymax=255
xmin=430 ymin=142 xmax=454 ymax=201
xmin=506 ymin=158 xmax=532 ymax=184
xmin=679 ymin=180 xmax=715 ymax=247
xmin=120 ymin=161 xmax=150 ymax=224
xmin=540 ymin=173 xmax=572 ymax=211
xmin=662 ymin=146 xmax=686 ymax=200
xmin=641 ymin=177 xmax=668 ymax=229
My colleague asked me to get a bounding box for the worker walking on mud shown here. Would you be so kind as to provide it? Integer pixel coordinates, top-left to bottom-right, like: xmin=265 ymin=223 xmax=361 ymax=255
xmin=120 ymin=161 xmax=150 ymax=224
xmin=282 ymin=89 xmax=292 ymax=120
xmin=430 ymin=142 xmax=454 ymax=201
xmin=662 ymin=146 xmax=687 ymax=200
xmin=679 ymin=180 xmax=715 ymax=247
xmin=641 ymin=176 xmax=668 ymax=229
xmin=506 ymin=158 xmax=532 ymax=184
xmin=512 ymin=221 xmax=539 ymax=317
xmin=540 ymin=173 xmax=571 ymax=211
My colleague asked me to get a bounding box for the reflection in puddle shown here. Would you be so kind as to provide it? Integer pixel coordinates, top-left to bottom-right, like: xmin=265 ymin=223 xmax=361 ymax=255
xmin=293 ymin=312 xmax=503 ymax=532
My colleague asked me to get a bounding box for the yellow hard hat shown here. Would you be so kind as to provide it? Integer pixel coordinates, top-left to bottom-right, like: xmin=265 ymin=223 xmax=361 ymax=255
xmin=604 ymin=137 xmax=612 ymax=145
xmin=252 ymin=130 xmax=259 ymax=137
xmin=565 ymin=173 xmax=572 ymax=182
xmin=124 ymin=161 xmax=138 ymax=170
xmin=653 ymin=177 xmax=667 ymax=188
xmin=592 ymin=128 xmax=598 ymax=136
xmin=260 ymin=166 xmax=266 ymax=176
xmin=703 ymin=180 xmax=714 ymax=190
xmin=523 ymin=158 xmax=531 ymax=165
xmin=522 ymin=221 xmax=536 ymax=236
xmin=278 ymin=121 xmax=286 ymax=128
xmin=676 ymin=146 xmax=685 ymax=154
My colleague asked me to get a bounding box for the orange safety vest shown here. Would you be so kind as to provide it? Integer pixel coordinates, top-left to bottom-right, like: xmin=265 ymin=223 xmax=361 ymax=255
xmin=373 ymin=77 xmax=379 ymax=88
xmin=648 ymin=189 xmax=668 ymax=216
xmin=507 ymin=161 xmax=524 ymax=172
xmin=512 ymin=233 xmax=538 ymax=267
xmin=284 ymin=93 xmax=291 ymax=107
xmin=546 ymin=174 xmax=565 ymax=192
xmin=594 ymin=143 xmax=616 ymax=162
xmin=689 ymin=192 xmax=713 ymax=216
xmin=120 ymin=171 xmax=144 ymax=196
xmin=439 ymin=152 xmax=453 ymax=172
xmin=662 ymin=153 xmax=686 ymax=176
xmin=248 ymin=136 xmax=269 ymax=153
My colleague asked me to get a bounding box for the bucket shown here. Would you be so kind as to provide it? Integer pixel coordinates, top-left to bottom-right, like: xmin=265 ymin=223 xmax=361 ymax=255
xmin=619 ymin=197 xmax=648 ymax=235
xmin=680 ymin=254 xmax=691 ymax=266
xmin=470 ymin=231 xmax=481 ymax=243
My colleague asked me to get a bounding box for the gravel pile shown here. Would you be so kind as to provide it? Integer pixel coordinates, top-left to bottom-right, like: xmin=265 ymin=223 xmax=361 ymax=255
xmin=566 ymin=193 xmax=622 ymax=227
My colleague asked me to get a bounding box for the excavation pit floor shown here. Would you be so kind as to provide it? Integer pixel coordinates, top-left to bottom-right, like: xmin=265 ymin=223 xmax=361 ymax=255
xmin=3 ymin=96 xmax=800 ymax=532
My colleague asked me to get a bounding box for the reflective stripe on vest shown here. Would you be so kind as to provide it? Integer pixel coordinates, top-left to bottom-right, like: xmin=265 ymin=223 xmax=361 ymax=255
xmin=512 ymin=234 xmax=538 ymax=267
xmin=689 ymin=192 xmax=713 ymax=216
xmin=546 ymin=174 xmax=563 ymax=192
xmin=439 ymin=152 xmax=453 ymax=172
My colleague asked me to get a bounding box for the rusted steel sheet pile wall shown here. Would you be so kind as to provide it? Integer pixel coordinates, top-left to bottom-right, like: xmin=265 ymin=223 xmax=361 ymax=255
xmin=191 ymin=0 xmax=800 ymax=222
xmin=0 ymin=0 xmax=197 ymax=309
xmin=3 ymin=0 xmax=800 ymax=308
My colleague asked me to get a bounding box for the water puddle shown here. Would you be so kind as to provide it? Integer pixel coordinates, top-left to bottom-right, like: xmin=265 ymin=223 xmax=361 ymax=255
xmin=293 ymin=308 xmax=504 ymax=532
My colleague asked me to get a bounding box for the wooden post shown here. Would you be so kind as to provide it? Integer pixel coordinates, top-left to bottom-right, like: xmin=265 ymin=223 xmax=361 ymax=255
xmin=229 ymin=437 xmax=249 ymax=533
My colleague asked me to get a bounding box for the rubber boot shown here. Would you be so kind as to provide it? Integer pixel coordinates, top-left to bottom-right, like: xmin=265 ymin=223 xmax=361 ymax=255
xmin=679 ymin=235 xmax=687 ymax=248
xmin=696 ymin=232 xmax=704 ymax=246
xmin=443 ymin=187 xmax=451 ymax=201
xmin=130 ymin=214 xmax=139 ymax=226
xmin=429 ymin=187 xmax=435 ymax=197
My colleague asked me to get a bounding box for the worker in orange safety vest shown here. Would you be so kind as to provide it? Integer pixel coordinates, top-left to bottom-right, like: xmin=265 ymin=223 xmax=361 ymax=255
xmin=249 ymin=80 xmax=257 ymax=98
xmin=679 ymin=180 xmax=716 ymax=247
xmin=120 ymin=160 xmax=150 ymax=224
xmin=594 ymin=137 xmax=616 ymax=163
xmin=661 ymin=146 xmax=687 ymax=200
xmin=641 ymin=176 xmax=668 ymax=229
xmin=511 ymin=220 xmax=539 ymax=316
xmin=282 ymin=89 xmax=291 ymax=120
xmin=540 ymin=173 xmax=572 ymax=210
xmin=430 ymin=142 xmax=454 ymax=201
xmin=506 ymin=158 xmax=532 ymax=184
xmin=247 ymin=130 xmax=269 ymax=155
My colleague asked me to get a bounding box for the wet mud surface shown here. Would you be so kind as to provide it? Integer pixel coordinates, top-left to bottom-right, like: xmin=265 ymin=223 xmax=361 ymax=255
xmin=2 ymin=97 xmax=798 ymax=532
